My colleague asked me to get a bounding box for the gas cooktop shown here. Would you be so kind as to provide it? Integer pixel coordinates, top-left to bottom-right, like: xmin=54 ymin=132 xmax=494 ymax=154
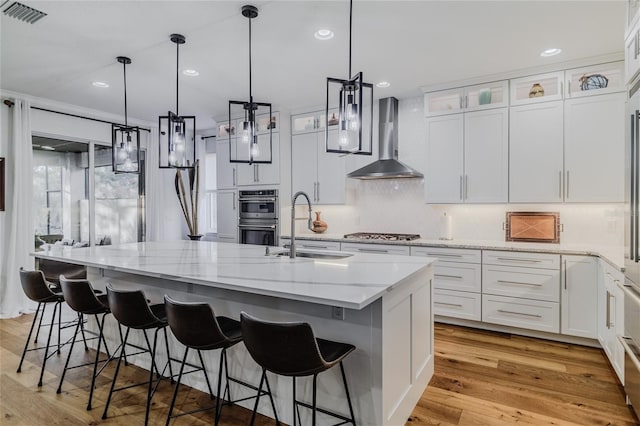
xmin=343 ymin=232 xmax=421 ymax=241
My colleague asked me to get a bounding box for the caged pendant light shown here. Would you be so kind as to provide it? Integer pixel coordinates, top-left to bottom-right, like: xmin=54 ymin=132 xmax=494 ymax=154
xmin=112 ymin=56 xmax=141 ymax=174
xmin=325 ymin=0 xmax=373 ymax=155
xmin=229 ymin=4 xmax=272 ymax=165
xmin=159 ymin=33 xmax=196 ymax=169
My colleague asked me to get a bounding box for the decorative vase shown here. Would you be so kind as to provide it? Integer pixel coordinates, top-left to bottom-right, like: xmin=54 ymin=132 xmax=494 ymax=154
xmin=529 ymin=83 xmax=545 ymax=98
xmin=312 ymin=211 xmax=327 ymax=234
xmin=478 ymin=88 xmax=492 ymax=105
xmin=188 ymin=234 xmax=203 ymax=241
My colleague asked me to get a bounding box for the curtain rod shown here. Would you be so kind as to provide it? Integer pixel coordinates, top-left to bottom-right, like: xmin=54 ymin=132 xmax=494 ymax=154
xmin=2 ymin=100 xmax=151 ymax=133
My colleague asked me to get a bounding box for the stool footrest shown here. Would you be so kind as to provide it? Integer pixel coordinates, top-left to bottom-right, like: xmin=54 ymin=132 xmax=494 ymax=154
xmin=295 ymin=399 xmax=354 ymax=425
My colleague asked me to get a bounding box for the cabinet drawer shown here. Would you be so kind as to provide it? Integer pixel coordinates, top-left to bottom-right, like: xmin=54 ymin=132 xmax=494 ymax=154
xmin=411 ymin=246 xmax=481 ymax=264
xmin=482 ymin=294 xmax=559 ymax=333
xmin=483 ymin=250 xmax=560 ymax=269
xmin=483 ymin=265 xmax=560 ymax=302
xmin=434 ymin=263 xmax=481 ymax=292
xmin=341 ymin=243 xmax=410 ymax=256
xmin=434 ymin=289 xmax=481 ymax=321
xmin=282 ymin=239 xmax=341 ymax=251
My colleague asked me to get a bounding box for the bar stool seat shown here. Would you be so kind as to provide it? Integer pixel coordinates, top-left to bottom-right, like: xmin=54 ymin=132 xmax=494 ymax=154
xmin=102 ymin=284 xmax=174 ymax=426
xmin=17 ymin=268 xmax=66 ymax=387
xmin=164 ymin=296 xmax=278 ymax=426
xmin=240 ymin=312 xmax=357 ymax=426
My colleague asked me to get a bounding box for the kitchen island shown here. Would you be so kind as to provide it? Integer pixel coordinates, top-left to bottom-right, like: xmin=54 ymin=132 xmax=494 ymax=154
xmin=34 ymin=241 xmax=435 ymax=426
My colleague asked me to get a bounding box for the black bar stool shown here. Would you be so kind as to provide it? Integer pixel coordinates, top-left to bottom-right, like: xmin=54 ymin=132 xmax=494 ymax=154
xmin=163 ymin=296 xmax=279 ymax=426
xmin=17 ymin=268 xmax=65 ymax=387
xmin=240 ymin=312 xmax=357 ymax=426
xmin=57 ymin=275 xmax=117 ymax=411
xmin=102 ymin=284 xmax=174 ymax=426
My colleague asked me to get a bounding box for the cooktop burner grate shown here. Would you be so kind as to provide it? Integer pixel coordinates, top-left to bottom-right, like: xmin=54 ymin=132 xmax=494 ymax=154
xmin=343 ymin=232 xmax=421 ymax=241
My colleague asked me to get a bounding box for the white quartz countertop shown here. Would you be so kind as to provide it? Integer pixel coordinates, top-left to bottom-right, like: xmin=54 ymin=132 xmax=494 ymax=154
xmin=33 ymin=241 xmax=436 ymax=310
xmin=282 ymin=233 xmax=624 ymax=271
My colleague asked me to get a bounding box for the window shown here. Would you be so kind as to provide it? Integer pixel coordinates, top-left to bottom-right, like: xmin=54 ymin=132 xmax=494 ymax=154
xmin=33 ymin=165 xmax=63 ymax=235
xmin=205 ymin=152 xmax=217 ymax=233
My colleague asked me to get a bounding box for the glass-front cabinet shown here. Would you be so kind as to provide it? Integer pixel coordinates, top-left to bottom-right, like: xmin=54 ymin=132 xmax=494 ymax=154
xmin=291 ymin=109 xmax=339 ymax=135
xmin=510 ymin=72 xmax=564 ymax=105
xmin=424 ymin=80 xmax=508 ymax=116
xmin=565 ymin=62 xmax=624 ymax=98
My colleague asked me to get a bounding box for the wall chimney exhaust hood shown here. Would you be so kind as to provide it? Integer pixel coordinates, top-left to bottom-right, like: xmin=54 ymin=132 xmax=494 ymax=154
xmin=347 ymin=97 xmax=423 ymax=180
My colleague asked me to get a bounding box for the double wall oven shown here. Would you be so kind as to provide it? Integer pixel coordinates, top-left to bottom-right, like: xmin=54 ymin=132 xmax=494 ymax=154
xmin=238 ymin=189 xmax=279 ymax=246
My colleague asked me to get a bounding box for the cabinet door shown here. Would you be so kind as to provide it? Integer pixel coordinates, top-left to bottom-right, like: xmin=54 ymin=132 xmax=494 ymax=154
xmin=626 ymin=23 xmax=640 ymax=84
xmin=561 ymin=256 xmax=597 ymax=338
xmin=216 ymin=190 xmax=237 ymax=243
xmin=564 ymin=93 xmax=625 ymax=202
xmin=291 ymin=132 xmax=318 ymax=201
xmin=464 ymin=108 xmax=508 ymax=203
xmin=425 ymin=114 xmax=464 ymax=203
xmin=424 ymin=88 xmax=464 ymax=116
xmin=237 ymin=133 xmax=279 ymax=186
xmin=509 ymin=101 xmax=564 ymax=202
xmin=317 ymin=130 xmax=346 ymax=204
xmin=216 ymin=140 xmax=237 ymax=189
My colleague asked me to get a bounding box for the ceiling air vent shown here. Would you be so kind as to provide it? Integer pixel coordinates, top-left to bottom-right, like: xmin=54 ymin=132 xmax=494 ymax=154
xmin=2 ymin=1 xmax=46 ymax=24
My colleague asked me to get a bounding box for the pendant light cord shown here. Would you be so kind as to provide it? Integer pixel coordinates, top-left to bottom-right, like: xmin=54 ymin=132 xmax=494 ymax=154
xmin=348 ymin=0 xmax=352 ymax=78
xmin=122 ymin=61 xmax=128 ymax=127
xmin=248 ymin=15 xmax=253 ymax=103
xmin=176 ymin=40 xmax=180 ymax=116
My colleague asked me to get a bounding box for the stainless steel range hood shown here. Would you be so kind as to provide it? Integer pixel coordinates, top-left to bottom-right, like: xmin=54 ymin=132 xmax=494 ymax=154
xmin=347 ymin=97 xmax=423 ymax=180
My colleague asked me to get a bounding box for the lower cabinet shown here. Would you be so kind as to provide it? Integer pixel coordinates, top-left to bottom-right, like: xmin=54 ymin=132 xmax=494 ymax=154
xmin=280 ymin=237 xmax=341 ymax=251
xmin=341 ymin=242 xmax=410 ymax=256
xmin=216 ymin=190 xmax=237 ymax=243
xmin=561 ymin=255 xmax=598 ymax=338
xmin=598 ymin=260 xmax=625 ymax=383
xmin=482 ymin=294 xmax=560 ymax=333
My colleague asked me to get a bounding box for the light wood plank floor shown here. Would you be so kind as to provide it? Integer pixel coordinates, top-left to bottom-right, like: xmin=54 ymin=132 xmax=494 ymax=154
xmin=1 ymin=314 xmax=637 ymax=425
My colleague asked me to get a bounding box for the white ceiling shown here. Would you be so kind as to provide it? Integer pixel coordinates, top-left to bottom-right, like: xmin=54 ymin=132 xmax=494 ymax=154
xmin=1 ymin=1 xmax=626 ymax=130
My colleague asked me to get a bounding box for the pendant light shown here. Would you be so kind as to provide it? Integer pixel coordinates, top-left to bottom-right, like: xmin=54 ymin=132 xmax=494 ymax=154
xmin=112 ymin=56 xmax=140 ymax=174
xmin=159 ymin=33 xmax=196 ymax=169
xmin=229 ymin=4 xmax=273 ymax=165
xmin=325 ymin=0 xmax=373 ymax=155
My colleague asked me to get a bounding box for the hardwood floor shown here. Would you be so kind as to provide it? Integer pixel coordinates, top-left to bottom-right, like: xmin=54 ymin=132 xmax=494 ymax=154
xmin=1 ymin=313 xmax=637 ymax=425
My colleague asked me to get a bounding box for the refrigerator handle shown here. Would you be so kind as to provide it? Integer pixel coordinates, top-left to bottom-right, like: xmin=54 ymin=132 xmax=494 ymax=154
xmin=635 ymin=111 xmax=640 ymax=262
xmin=632 ymin=113 xmax=636 ymax=262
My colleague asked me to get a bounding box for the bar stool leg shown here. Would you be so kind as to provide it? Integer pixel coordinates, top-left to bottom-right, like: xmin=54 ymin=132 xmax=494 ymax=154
xmin=34 ymin=303 xmax=45 ymax=343
xmin=166 ymin=346 xmax=189 ymax=426
xmin=340 ymin=362 xmax=356 ymax=425
xmin=263 ymin=372 xmax=280 ymax=425
xmin=57 ymin=313 xmax=80 ymax=393
xmin=312 ymin=374 xmax=318 ymax=426
xmin=249 ymin=369 xmax=265 ymax=426
xmin=38 ymin=301 xmax=59 ymax=387
xmin=80 ymin=313 xmax=89 ymax=351
xmin=17 ymin=302 xmax=41 ymax=373
xmin=142 ymin=329 xmax=161 ymax=378
xmin=87 ymin=312 xmax=108 ymax=410
xmin=292 ymin=377 xmax=297 ymax=426
xmin=196 ymin=349 xmax=215 ymax=399
xmin=214 ymin=348 xmax=225 ymax=426
xmin=163 ymin=327 xmax=174 ymax=381
xmin=144 ymin=328 xmax=161 ymax=426
xmin=57 ymin=302 xmax=62 ymax=353
xmin=222 ymin=349 xmax=232 ymax=403
xmin=102 ymin=327 xmax=130 ymax=420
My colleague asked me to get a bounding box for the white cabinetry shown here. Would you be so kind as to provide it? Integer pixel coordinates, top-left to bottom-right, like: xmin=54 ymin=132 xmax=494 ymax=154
xmin=482 ymin=251 xmax=560 ymax=333
xmin=291 ymin=115 xmax=347 ymax=204
xmin=237 ymin=133 xmax=280 ymax=186
xmin=341 ymin=242 xmax=410 ymax=256
xmin=561 ymin=255 xmax=598 ymax=338
xmin=424 ymin=80 xmax=508 ymax=116
xmin=425 ymin=107 xmax=508 ymax=203
xmin=564 ymin=92 xmax=625 ymax=202
xmin=280 ymin=238 xmax=341 ymax=251
xmin=509 ymin=101 xmax=564 ymax=202
xmin=627 ymin=14 xmax=640 ymax=83
xmin=412 ymin=247 xmax=481 ymax=321
xmin=216 ymin=139 xmax=237 ymax=190
xmin=510 ymin=72 xmax=564 ymax=105
xmin=216 ymin=190 xmax=237 ymax=243
xmin=598 ymin=260 xmax=625 ymax=383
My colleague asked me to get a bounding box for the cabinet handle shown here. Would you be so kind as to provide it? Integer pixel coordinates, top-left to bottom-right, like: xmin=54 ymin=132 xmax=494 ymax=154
xmin=435 ymin=301 xmax=463 ymax=308
xmin=496 ymin=257 xmax=542 ymax=263
xmin=232 ymin=192 xmax=236 ymax=210
xmin=565 ymin=170 xmax=570 ymax=199
xmin=497 ymin=279 xmax=543 ymax=287
xmin=459 ymin=176 xmax=463 ymax=200
xmin=459 ymin=97 xmax=463 ymax=109
xmin=567 ymin=80 xmax=571 ymax=95
xmin=256 ymin=165 xmax=260 ymax=182
xmin=560 ymin=81 xmax=564 ymax=97
xmin=317 ymin=182 xmax=320 ymax=201
xmin=301 ymin=244 xmax=328 ymax=249
xmin=558 ymin=171 xmax=562 ymax=199
xmin=356 ymin=248 xmax=390 ymax=254
xmin=606 ymin=290 xmax=611 ymax=329
xmin=233 ymin=168 xmax=237 ymax=186
xmin=429 ymin=253 xmax=463 ymax=258
xmin=435 ymin=274 xmax=464 ymax=279
xmin=464 ymin=175 xmax=468 ymax=200
xmin=564 ymin=259 xmax=567 ymax=290
xmin=314 ymin=182 xmax=317 ymax=202
xmin=497 ymin=309 xmax=542 ymax=319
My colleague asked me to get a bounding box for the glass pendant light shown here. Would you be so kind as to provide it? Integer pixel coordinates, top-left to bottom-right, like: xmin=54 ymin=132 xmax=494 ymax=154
xmin=111 ymin=56 xmax=140 ymax=174
xmin=229 ymin=4 xmax=272 ymax=165
xmin=159 ymin=33 xmax=196 ymax=169
xmin=326 ymin=0 xmax=373 ymax=155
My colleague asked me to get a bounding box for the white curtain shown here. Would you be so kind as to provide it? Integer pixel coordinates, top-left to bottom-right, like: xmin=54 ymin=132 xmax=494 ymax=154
xmin=0 ymin=99 xmax=35 ymax=318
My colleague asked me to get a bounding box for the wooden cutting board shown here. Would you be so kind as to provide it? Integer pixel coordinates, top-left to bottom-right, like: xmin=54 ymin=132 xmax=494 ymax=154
xmin=506 ymin=212 xmax=560 ymax=243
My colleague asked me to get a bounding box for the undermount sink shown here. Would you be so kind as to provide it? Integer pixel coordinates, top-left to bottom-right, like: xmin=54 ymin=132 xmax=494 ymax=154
xmin=272 ymin=250 xmax=353 ymax=259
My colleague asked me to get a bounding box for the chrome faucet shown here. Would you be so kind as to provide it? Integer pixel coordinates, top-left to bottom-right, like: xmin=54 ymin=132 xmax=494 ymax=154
xmin=290 ymin=191 xmax=313 ymax=258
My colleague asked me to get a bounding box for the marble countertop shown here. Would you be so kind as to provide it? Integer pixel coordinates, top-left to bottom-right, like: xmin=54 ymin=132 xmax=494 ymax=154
xmin=282 ymin=233 xmax=624 ymax=271
xmin=33 ymin=241 xmax=436 ymax=310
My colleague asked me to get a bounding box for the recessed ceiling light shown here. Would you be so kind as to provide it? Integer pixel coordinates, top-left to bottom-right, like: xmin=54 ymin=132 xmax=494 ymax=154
xmin=92 ymin=81 xmax=109 ymax=88
xmin=314 ymin=29 xmax=334 ymax=40
xmin=376 ymin=81 xmax=390 ymax=88
xmin=540 ymin=48 xmax=562 ymax=57
xmin=182 ymin=69 xmax=199 ymax=77
xmin=41 ymin=145 xmax=55 ymax=151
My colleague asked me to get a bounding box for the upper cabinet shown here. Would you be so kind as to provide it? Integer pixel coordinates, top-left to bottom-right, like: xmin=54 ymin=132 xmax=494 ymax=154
xmin=424 ymin=80 xmax=508 ymax=116
xmin=510 ymin=71 xmax=564 ymax=105
xmin=291 ymin=109 xmax=339 ymax=135
xmin=565 ymin=62 xmax=624 ymax=98
xmin=627 ymin=18 xmax=640 ymax=84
